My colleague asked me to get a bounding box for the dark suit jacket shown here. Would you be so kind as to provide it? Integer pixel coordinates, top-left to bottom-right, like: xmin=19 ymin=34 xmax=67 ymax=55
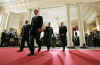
xmin=1 ymin=32 xmax=7 ymax=40
xmin=45 ymin=27 xmax=53 ymax=38
xmin=31 ymin=16 xmax=43 ymax=33
xmin=21 ymin=24 xmax=31 ymax=37
xmin=59 ymin=26 xmax=67 ymax=37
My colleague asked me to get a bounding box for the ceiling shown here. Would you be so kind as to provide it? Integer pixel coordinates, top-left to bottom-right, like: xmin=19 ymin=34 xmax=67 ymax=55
xmin=0 ymin=0 xmax=100 ymax=13
xmin=0 ymin=0 xmax=99 ymax=25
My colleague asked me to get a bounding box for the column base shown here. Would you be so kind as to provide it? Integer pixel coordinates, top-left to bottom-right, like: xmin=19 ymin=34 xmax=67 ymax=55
xmin=67 ymin=47 xmax=75 ymax=49
xmin=80 ymin=46 xmax=87 ymax=48
xmin=80 ymin=43 xmax=88 ymax=49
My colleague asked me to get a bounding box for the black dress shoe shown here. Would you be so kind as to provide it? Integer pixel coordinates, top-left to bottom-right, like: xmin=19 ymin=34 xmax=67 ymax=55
xmin=62 ymin=50 xmax=65 ymax=52
xmin=17 ymin=50 xmax=23 ymax=52
xmin=27 ymin=53 xmax=34 ymax=56
xmin=47 ymin=49 xmax=50 ymax=52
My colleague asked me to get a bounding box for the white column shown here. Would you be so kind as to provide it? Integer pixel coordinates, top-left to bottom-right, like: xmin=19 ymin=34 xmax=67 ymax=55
xmin=95 ymin=8 xmax=100 ymax=31
xmin=66 ymin=6 xmax=74 ymax=47
xmin=27 ymin=9 xmax=32 ymax=24
xmin=5 ymin=13 xmax=10 ymax=30
xmin=77 ymin=6 xmax=86 ymax=47
xmin=96 ymin=15 xmax=100 ymax=31
xmin=17 ymin=15 xmax=25 ymax=33
xmin=84 ymin=21 xmax=88 ymax=33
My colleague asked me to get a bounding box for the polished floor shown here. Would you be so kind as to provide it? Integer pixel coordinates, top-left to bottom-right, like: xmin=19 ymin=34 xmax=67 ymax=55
xmin=0 ymin=48 xmax=100 ymax=65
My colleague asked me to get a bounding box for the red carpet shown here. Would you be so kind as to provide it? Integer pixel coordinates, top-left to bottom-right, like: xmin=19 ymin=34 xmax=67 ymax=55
xmin=0 ymin=48 xmax=100 ymax=65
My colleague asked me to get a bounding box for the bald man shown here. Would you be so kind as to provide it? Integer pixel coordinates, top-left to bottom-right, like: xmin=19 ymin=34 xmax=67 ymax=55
xmin=44 ymin=22 xmax=53 ymax=51
xmin=59 ymin=22 xmax=67 ymax=51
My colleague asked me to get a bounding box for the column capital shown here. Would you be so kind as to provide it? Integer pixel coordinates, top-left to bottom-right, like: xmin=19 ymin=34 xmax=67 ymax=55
xmin=28 ymin=8 xmax=33 ymax=12
xmin=65 ymin=4 xmax=70 ymax=8
xmin=95 ymin=9 xmax=100 ymax=17
xmin=96 ymin=15 xmax=100 ymax=18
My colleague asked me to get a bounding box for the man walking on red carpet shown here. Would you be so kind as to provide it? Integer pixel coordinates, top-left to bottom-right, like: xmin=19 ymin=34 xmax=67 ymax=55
xmin=17 ymin=20 xmax=34 ymax=55
xmin=44 ymin=22 xmax=53 ymax=51
xmin=29 ymin=9 xmax=43 ymax=56
xmin=59 ymin=22 xmax=67 ymax=51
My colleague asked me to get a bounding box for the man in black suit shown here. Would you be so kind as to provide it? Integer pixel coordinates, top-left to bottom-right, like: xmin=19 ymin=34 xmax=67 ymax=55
xmin=74 ymin=32 xmax=80 ymax=46
xmin=59 ymin=22 xmax=67 ymax=51
xmin=17 ymin=20 xmax=34 ymax=56
xmin=30 ymin=9 xmax=43 ymax=56
xmin=0 ymin=30 xmax=8 ymax=47
xmin=44 ymin=22 xmax=53 ymax=51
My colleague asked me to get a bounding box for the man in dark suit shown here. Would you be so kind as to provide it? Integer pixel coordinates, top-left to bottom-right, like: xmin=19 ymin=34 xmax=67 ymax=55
xmin=17 ymin=20 xmax=34 ymax=56
xmin=74 ymin=32 xmax=80 ymax=46
xmin=59 ymin=22 xmax=67 ymax=51
xmin=30 ymin=9 xmax=43 ymax=56
xmin=0 ymin=30 xmax=8 ymax=47
xmin=44 ymin=22 xmax=53 ymax=51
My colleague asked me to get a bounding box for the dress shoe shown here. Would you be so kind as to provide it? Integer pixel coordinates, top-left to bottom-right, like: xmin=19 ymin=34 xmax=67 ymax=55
xmin=27 ymin=53 xmax=34 ymax=56
xmin=17 ymin=50 xmax=23 ymax=52
xmin=62 ymin=50 xmax=65 ymax=52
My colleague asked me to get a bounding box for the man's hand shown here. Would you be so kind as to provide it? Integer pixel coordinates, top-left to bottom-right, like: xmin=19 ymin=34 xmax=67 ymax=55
xmin=61 ymin=34 xmax=64 ymax=36
xmin=37 ymin=28 xmax=42 ymax=32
